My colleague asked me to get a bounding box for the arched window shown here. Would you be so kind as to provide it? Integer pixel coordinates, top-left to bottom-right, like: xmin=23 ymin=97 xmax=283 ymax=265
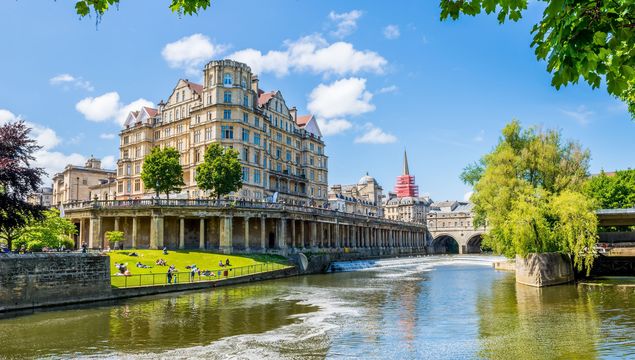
xmin=224 ymin=73 xmax=233 ymax=85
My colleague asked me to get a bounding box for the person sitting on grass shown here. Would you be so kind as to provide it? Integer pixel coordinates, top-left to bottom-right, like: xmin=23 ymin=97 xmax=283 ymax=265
xmin=218 ymin=260 xmax=225 ymax=267
xmin=115 ymin=262 xmax=128 ymax=275
xmin=136 ymin=261 xmax=151 ymax=269
xmin=225 ymin=258 xmax=232 ymax=267
xmin=156 ymin=259 xmax=167 ymax=266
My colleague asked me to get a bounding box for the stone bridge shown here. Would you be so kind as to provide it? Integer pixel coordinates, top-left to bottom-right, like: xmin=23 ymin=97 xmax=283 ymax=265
xmin=428 ymin=229 xmax=486 ymax=254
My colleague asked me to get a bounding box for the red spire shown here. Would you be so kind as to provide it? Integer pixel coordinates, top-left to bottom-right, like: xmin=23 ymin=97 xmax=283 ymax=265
xmin=395 ymin=150 xmax=418 ymax=197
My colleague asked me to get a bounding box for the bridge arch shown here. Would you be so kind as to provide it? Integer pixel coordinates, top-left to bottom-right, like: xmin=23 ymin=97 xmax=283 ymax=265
xmin=432 ymin=234 xmax=460 ymax=254
xmin=466 ymin=233 xmax=485 ymax=254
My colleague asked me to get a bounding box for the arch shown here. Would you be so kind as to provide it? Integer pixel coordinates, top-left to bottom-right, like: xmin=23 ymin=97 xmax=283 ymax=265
xmin=432 ymin=234 xmax=459 ymax=254
xmin=466 ymin=233 xmax=485 ymax=254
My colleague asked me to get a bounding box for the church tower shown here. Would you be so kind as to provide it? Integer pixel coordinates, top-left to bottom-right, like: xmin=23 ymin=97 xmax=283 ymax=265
xmin=394 ymin=150 xmax=419 ymax=197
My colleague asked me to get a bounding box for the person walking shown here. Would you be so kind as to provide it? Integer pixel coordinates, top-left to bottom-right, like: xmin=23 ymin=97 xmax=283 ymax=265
xmin=167 ymin=266 xmax=173 ymax=284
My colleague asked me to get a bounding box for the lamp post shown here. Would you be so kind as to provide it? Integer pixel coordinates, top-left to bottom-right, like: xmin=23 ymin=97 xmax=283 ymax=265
xmin=76 ymin=176 xmax=80 ymax=202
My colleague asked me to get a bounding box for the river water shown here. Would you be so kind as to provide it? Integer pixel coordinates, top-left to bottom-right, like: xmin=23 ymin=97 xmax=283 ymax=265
xmin=1 ymin=255 xmax=634 ymax=359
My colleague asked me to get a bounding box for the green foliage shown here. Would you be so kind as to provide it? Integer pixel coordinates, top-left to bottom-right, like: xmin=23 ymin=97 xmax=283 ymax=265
xmin=105 ymin=230 xmax=124 ymax=245
xmin=74 ymin=0 xmax=211 ymax=19
xmin=584 ymin=169 xmax=635 ymax=209
xmin=440 ymin=0 xmax=635 ymax=119
xmin=195 ymin=143 xmax=243 ymax=199
xmin=460 ymin=159 xmax=485 ymax=187
xmin=13 ymin=209 xmax=77 ymax=251
xmin=141 ymin=147 xmax=185 ymax=199
xmin=467 ymin=120 xmax=597 ymax=273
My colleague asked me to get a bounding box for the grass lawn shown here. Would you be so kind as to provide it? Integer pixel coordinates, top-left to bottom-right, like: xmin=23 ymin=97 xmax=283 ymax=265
xmin=109 ymin=250 xmax=290 ymax=288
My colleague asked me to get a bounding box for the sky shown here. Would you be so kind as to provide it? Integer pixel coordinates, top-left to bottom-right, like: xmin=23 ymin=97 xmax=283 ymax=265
xmin=0 ymin=0 xmax=633 ymax=201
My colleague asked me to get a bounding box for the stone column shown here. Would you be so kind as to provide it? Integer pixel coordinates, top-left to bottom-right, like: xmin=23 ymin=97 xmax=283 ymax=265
xmin=310 ymin=221 xmax=317 ymax=248
xmin=261 ymin=216 xmax=266 ymax=250
xmin=291 ymin=219 xmax=296 ymax=249
xmin=220 ymin=216 xmax=233 ymax=254
xmin=277 ymin=218 xmax=287 ymax=249
xmin=365 ymin=227 xmax=370 ymax=248
xmin=335 ymin=221 xmax=340 ymax=248
xmin=114 ymin=217 xmax=120 ymax=232
xmin=300 ymin=220 xmax=306 ymax=249
xmin=325 ymin=223 xmax=331 ymax=248
xmin=132 ymin=217 xmax=138 ymax=248
xmin=88 ymin=216 xmax=101 ymax=249
xmin=150 ymin=214 xmax=164 ymax=250
xmin=199 ymin=218 xmax=206 ymax=250
xmin=319 ymin=222 xmax=324 ymax=247
xmin=179 ymin=217 xmax=185 ymax=249
xmin=244 ymin=217 xmax=250 ymax=251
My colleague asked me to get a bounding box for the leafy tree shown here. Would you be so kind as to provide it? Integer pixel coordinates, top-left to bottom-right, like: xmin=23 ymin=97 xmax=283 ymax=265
xmin=140 ymin=147 xmax=185 ymax=200
xmin=584 ymin=169 xmax=635 ymax=209
xmin=440 ymin=0 xmax=635 ymax=118
xmin=13 ymin=209 xmax=76 ymax=251
xmin=74 ymin=0 xmax=211 ymax=19
xmin=105 ymin=230 xmax=124 ymax=248
xmin=462 ymin=120 xmax=597 ymax=273
xmin=0 ymin=121 xmax=45 ymax=250
xmin=195 ymin=143 xmax=242 ymax=199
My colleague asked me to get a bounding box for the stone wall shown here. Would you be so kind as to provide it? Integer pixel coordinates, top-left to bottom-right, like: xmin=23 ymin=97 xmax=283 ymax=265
xmin=515 ymin=253 xmax=574 ymax=287
xmin=0 ymin=253 xmax=111 ymax=312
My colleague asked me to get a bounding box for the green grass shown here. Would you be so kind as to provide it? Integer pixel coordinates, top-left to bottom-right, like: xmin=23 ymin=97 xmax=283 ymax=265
xmin=109 ymin=249 xmax=291 ymax=288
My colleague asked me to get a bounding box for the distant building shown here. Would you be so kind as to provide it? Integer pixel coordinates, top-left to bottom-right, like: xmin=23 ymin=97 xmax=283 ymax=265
xmin=52 ymin=157 xmax=116 ymax=206
xmin=383 ymin=151 xmax=431 ymax=224
xmin=328 ymin=173 xmax=384 ymax=216
xmin=427 ymin=200 xmax=486 ymax=254
xmin=27 ymin=187 xmax=53 ymax=208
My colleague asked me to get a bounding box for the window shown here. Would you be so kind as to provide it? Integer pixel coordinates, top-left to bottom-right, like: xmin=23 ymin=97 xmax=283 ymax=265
xmin=205 ymin=127 xmax=213 ymax=141
xmin=276 ymin=147 xmax=281 ymax=159
xmin=126 ymin=181 xmax=131 ymax=193
xmin=254 ymin=170 xmax=261 ymax=184
xmin=195 ymin=150 xmax=201 ymax=163
xmin=221 ymin=125 xmax=234 ymax=139
xmin=254 ymin=151 xmax=260 ymax=165
xmin=176 ymin=92 xmax=180 ymax=102
xmin=286 ymin=136 xmax=291 ymax=145
xmin=118 ymin=183 xmax=123 ymax=193
xmin=310 ymin=143 xmax=315 ymax=151
xmin=154 ymin=131 xmax=160 ymax=140
xmin=242 ymin=167 xmax=249 ymax=182
xmin=176 ymin=109 xmax=179 ymax=119
xmin=194 ymin=130 xmax=201 ymax=143
xmin=135 ymin=163 xmax=141 ymax=174
xmin=177 ymin=124 xmax=183 ymax=134
xmin=223 ymin=110 xmax=231 ymax=120
xmin=123 ymin=136 xmax=129 ymax=145
xmin=243 ymin=147 xmax=249 ymax=162
xmin=242 ymin=129 xmax=249 ymax=142
xmin=318 ymin=146 xmax=323 ymax=155
xmin=134 ymin=179 xmax=140 ymax=192
xmin=276 ymin=162 xmax=282 ymax=172
xmin=177 ymin=139 xmax=183 ymax=151
xmin=82 ymin=179 xmax=88 ymax=185
xmin=182 ymin=90 xmax=185 ymax=101
xmin=126 ymin=164 xmax=131 ymax=175
xmin=224 ymin=91 xmax=232 ymax=103
xmin=135 ymin=133 xmax=141 ymax=141
xmin=243 ymin=95 xmax=248 ymax=107
xmin=255 ymin=117 xmax=259 ymax=127
xmin=253 ymin=133 xmax=260 ymax=146
xmin=243 ymin=113 xmax=248 ymax=123
xmin=241 ymin=77 xmax=247 ymax=88
xmin=123 ymin=149 xmax=129 ymax=158
xmin=310 ymin=156 xmax=314 ymax=165
xmin=276 ymin=132 xmax=282 ymax=142
xmin=286 ymin=150 xmax=291 ymax=161
xmin=310 ymin=170 xmax=315 ymax=180
xmin=224 ymin=73 xmax=233 ymax=85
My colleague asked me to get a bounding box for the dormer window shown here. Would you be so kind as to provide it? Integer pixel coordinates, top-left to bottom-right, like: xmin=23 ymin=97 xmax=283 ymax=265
xmin=224 ymin=73 xmax=233 ymax=86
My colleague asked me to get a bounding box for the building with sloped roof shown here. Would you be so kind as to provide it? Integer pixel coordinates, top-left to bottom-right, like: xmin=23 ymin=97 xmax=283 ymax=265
xmin=328 ymin=173 xmax=384 ymax=216
xmin=116 ymin=59 xmax=328 ymax=205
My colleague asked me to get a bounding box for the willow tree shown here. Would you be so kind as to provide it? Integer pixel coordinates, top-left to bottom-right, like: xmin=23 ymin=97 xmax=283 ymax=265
xmin=462 ymin=120 xmax=598 ymax=273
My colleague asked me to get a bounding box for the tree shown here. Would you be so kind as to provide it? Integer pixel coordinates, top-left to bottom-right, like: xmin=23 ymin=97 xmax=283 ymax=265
xmin=440 ymin=0 xmax=635 ymax=118
xmin=140 ymin=147 xmax=185 ymax=200
xmin=105 ymin=230 xmax=124 ymax=249
xmin=13 ymin=209 xmax=76 ymax=251
xmin=195 ymin=143 xmax=242 ymax=199
xmin=74 ymin=0 xmax=211 ymax=19
xmin=584 ymin=169 xmax=635 ymax=209
xmin=462 ymin=120 xmax=598 ymax=273
xmin=0 ymin=121 xmax=45 ymax=250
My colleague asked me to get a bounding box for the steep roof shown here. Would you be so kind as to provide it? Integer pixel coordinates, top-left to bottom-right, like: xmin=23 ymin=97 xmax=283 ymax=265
xmin=258 ymin=90 xmax=275 ymax=107
xmin=296 ymin=114 xmax=312 ymax=126
xmin=184 ymin=80 xmax=204 ymax=95
xmin=143 ymin=107 xmax=157 ymax=117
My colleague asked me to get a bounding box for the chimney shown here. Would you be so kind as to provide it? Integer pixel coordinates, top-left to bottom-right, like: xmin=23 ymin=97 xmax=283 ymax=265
xmin=251 ymin=75 xmax=259 ymax=93
xmin=289 ymin=106 xmax=297 ymax=121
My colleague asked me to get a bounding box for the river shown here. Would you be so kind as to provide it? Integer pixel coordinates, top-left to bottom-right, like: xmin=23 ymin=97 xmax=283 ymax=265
xmin=1 ymin=255 xmax=634 ymax=359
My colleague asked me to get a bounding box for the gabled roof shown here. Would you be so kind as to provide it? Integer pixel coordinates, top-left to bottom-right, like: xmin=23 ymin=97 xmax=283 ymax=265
xmin=296 ymin=115 xmax=312 ymax=126
xmin=184 ymin=80 xmax=203 ymax=95
xmin=258 ymin=90 xmax=276 ymax=107
xmin=143 ymin=107 xmax=157 ymax=117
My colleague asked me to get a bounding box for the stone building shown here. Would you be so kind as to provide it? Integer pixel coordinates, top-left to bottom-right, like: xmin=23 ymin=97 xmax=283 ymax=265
xmin=426 ymin=201 xmax=486 ymax=254
xmin=51 ymin=157 xmax=116 ymax=206
xmin=328 ymin=173 xmax=384 ymax=217
xmin=383 ymin=151 xmax=431 ymax=224
xmin=27 ymin=187 xmax=53 ymax=208
xmin=117 ymin=60 xmax=328 ymax=206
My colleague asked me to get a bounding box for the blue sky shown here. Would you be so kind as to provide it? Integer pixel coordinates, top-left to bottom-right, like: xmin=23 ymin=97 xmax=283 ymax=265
xmin=0 ymin=0 xmax=633 ymax=201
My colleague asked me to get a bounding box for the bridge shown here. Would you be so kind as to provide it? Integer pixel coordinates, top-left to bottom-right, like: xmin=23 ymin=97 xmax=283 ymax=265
xmin=62 ymin=199 xmax=428 ymax=256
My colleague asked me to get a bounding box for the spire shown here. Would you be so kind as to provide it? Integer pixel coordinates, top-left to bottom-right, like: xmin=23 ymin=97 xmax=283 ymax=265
xmin=403 ymin=149 xmax=410 ymax=175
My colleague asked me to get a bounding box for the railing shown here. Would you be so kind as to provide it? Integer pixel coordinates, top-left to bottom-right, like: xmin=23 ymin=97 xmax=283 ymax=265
xmin=63 ymin=199 xmax=425 ymax=227
xmin=111 ymin=262 xmax=292 ymax=288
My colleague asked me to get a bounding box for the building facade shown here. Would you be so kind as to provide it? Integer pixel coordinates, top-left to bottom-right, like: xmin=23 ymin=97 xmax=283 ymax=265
xmin=117 ymin=60 xmax=328 ymax=206
xmin=328 ymin=173 xmax=384 ymax=216
xmin=52 ymin=157 xmax=116 ymax=206
xmin=426 ymin=201 xmax=486 ymax=254
xmin=27 ymin=187 xmax=53 ymax=208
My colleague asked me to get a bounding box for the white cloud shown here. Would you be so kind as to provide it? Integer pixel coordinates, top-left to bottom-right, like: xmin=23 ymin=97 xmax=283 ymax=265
xmin=354 ymin=123 xmax=397 ymax=144
xmin=383 ymin=25 xmax=400 ymax=40
xmin=75 ymin=92 xmax=120 ymax=122
xmin=308 ymin=77 xmax=375 ymax=119
xmin=316 ymin=118 xmax=353 ymax=136
xmin=49 ymin=73 xmax=94 ymax=91
xmin=0 ymin=109 xmax=60 ymax=150
xmin=560 ymin=105 xmax=593 ymax=125
xmin=0 ymin=109 xmax=17 ymax=124
xmin=229 ymin=35 xmax=387 ymax=77
xmin=101 ymin=155 xmax=117 ymax=170
xmin=76 ymin=92 xmax=153 ymax=126
xmin=464 ymin=191 xmax=474 ymax=202
xmin=328 ymin=10 xmax=363 ymax=38
xmin=378 ymin=85 xmax=398 ymax=94
xmin=473 ymin=129 xmax=485 ymax=142
xmin=100 ymin=133 xmax=116 ymax=140
xmin=162 ymin=33 xmax=228 ymax=75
